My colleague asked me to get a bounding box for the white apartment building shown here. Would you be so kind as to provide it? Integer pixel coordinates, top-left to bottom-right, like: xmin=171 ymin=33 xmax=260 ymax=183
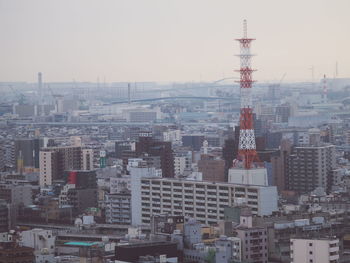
xmin=130 ymin=166 xmax=162 ymax=225
xmin=228 ymin=168 xmax=269 ymax=186
xmin=290 ymin=238 xmax=339 ymax=263
xmin=20 ymin=228 xmax=55 ymax=255
xmin=123 ymin=108 xmax=161 ymax=122
xmin=82 ymin=148 xmax=94 ymax=170
xmin=174 ymin=156 xmax=186 ymax=177
xmin=132 ymin=177 xmax=278 ymax=225
xmin=163 ymin=130 xmax=182 ymax=143
xmin=104 ymin=192 xmax=131 ymax=225
xmin=59 ymin=184 xmax=75 ymax=207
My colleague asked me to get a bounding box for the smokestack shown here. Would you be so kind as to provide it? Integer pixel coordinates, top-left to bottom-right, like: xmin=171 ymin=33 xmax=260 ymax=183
xmin=128 ymin=83 xmax=131 ymax=104
xmin=38 ymin=72 xmax=42 ymax=104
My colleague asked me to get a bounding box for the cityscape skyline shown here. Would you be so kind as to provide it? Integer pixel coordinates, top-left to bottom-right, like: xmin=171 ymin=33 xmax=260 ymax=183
xmin=1 ymin=1 xmax=350 ymax=262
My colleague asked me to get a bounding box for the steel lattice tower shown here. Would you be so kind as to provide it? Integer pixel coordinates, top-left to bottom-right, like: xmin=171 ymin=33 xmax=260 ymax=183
xmin=235 ymin=20 xmax=259 ymax=169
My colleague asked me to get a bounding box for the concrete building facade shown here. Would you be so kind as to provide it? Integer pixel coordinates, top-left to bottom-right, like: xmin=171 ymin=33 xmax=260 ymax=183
xmin=290 ymin=238 xmax=339 ymax=263
xmin=198 ymin=155 xmax=225 ymax=182
xmin=39 ymin=146 xmax=93 ymax=186
xmin=104 ymin=191 xmax=131 ymax=225
xmin=286 ymin=144 xmax=336 ymax=193
xmin=133 ymin=177 xmax=278 ymax=225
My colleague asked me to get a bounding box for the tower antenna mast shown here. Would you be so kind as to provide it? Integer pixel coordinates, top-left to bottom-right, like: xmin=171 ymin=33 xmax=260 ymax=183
xmin=235 ymin=19 xmax=261 ymax=169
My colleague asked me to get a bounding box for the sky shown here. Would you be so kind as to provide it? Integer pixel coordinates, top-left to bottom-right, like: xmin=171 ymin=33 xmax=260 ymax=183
xmin=0 ymin=0 xmax=349 ymax=83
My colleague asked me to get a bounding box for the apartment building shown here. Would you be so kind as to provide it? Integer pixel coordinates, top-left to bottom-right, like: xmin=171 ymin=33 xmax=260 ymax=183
xmin=215 ymin=236 xmax=242 ymax=263
xmin=136 ymin=135 xmax=174 ymax=178
xmin=0 ymin=184 xmax=33 ymax=206
xmin=104 ymin=191 xmax=131 ymax=225
xmin=234 ymin=209 xmax=268 ymax=263
xmin=174 ymin=156 xmax=186 ymax=177
xmin=0 ymin=200 xmax=8 ymax=232
xmin=39 ymin=146 xmax=93 ymax=186
xmin=286 ymin=144 xmax=336 ymax=193
xmin=82 ymin=149 xmax=94 ymax=171
xmin=132 ymin=177 xmax=278 ymax=225
xmin=236 ymin=226 xmax=268 ymax=263
xmin=290 ymin=238 xmax=339 ymax=263
xmin=14 ymin=138 xmax=43 ymax=169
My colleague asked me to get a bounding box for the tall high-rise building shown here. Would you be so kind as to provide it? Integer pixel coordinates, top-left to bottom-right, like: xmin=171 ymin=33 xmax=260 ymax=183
xmin=275 ymin=104 xmax=292 ymax=123
xmin=82 ymin=148 xmax=94 ymax=170
xmin=0 ymin=199 xmax=9 ymax=232
xmin=0 ymin=140 xmax=15 ymax=169
xmin=14 ymin=138 xmax=43 ymax=169
xmin=270 ymin=139 xmax=292 ymax=192
xmin=39 ymin=146 xmax=93 ymax=187
xmin=286 ymin=144 xmax=336 ymax=193
xmin=136 ymin=134 xmax=174 ymax=178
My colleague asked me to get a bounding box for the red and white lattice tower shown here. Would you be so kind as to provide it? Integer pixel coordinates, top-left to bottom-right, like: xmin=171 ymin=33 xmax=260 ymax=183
xmin=236 ymin=20 xmax=260 ymax=170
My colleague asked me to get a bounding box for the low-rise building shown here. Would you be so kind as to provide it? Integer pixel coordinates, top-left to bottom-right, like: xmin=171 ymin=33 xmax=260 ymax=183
xmin=215 ymin=235 xmax=241 ymax=263
xmin=20 ymin=228 xmax=56 ymax=255
xmin=0 ymin=241 xmax=35 ymax=262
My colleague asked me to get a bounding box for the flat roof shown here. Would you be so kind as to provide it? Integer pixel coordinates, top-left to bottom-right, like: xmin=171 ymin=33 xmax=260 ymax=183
xmin=64 ymin=241 xmax=102 ymax=247
xmin=141 ymin=176 xmax=275 ymax=188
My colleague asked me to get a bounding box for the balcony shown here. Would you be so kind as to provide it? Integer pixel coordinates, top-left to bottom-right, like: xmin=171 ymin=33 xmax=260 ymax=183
xmin=329 ymin=254 xmax=339 ymax=261
xmin=329 ymin=246 xmax=339 ymax=253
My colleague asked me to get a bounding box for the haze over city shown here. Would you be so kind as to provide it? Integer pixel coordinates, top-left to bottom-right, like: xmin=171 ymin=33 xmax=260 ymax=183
xmin=1 ymin=1 xmax=350 ymax=263
xmin=1 ymin=0 xmax=349 ymax=83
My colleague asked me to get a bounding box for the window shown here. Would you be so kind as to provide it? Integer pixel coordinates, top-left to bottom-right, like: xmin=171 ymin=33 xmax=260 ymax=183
xmin=309 ymin=243 xmax=313 ymax=246
xmin=309 ymin=251 xmax=313 ymax=255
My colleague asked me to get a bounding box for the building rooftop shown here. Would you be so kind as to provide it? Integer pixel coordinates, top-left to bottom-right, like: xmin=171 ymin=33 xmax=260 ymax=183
xmin=64 ymin=241 xmax=103 ymax=247
xmin=141 ymin=176 xmax=275 ymax=188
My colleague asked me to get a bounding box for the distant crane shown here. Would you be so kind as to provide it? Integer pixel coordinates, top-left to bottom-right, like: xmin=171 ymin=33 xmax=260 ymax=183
xmin=47 ymin=85 xmax=63 ymax=113
xmin=279 ymin=73 xmax=287 ymax=87
xmin=267 ymin=73 xmax=286 ymax=102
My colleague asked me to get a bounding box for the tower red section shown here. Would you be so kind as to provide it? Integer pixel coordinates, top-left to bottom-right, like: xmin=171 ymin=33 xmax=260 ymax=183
xmin=235 ymin=20 xmax=260 ymax=169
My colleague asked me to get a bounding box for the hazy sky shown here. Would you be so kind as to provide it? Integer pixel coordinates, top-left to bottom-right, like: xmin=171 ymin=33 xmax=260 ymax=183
xmin=1 ymin=0 xmax=349 ymax=83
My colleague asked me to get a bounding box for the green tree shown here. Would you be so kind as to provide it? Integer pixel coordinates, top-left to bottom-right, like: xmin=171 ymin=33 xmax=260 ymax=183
xmin=205 ymin=249 xmax=216 ymax=263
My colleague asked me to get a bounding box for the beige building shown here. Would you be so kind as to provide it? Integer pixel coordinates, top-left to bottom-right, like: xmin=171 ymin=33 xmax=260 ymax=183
xmin=133 ymin=177 xmax=278 ymax=225
xmin=290 ymin=238 xmax=339 ymax=263
xmin=82 ymin=149 xmax=94 ymax=170
xmin=174 ymin=156 xmax=186 ymax=177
